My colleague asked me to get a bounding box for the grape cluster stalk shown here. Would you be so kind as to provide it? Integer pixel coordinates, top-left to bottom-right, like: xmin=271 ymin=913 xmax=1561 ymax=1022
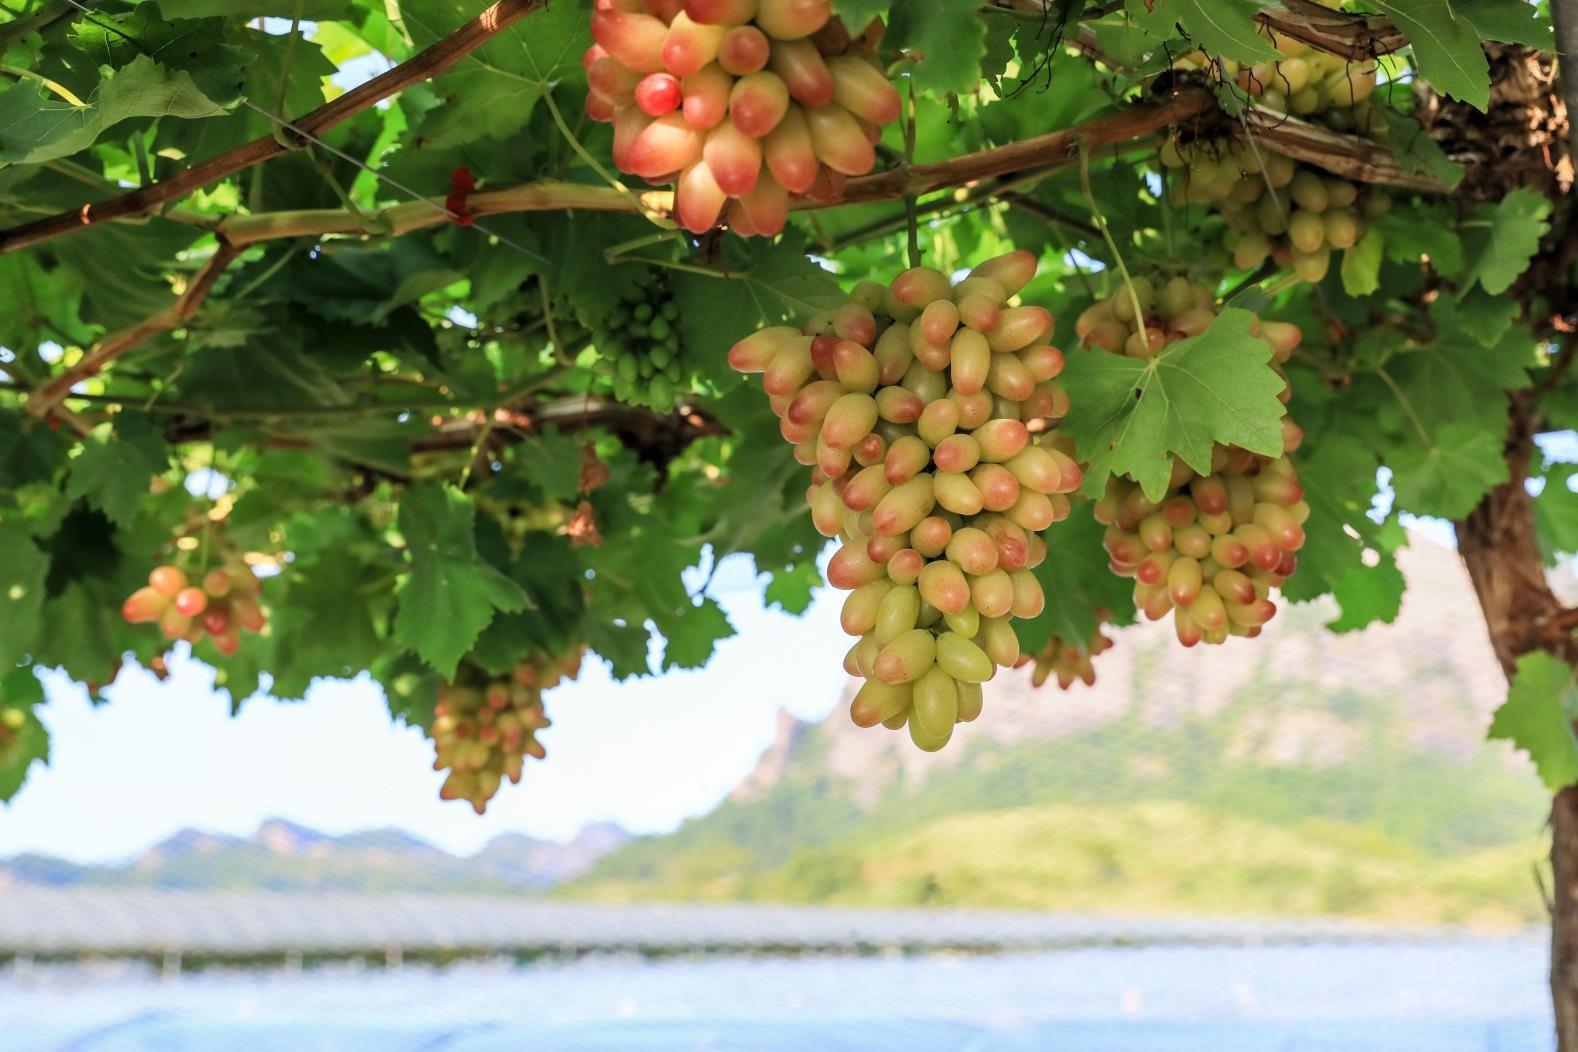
xmin=586 ymin=0 xmax=899 ymax=235
xmin=731 ymin=251 xmax=1080 ymax=750
xmin=1077 ymin=278 xmax=1309 ymax=646
xmin=121 ymin=560 xmax=268 ymax=655
xmin=1163 ymin=37 xmax=1392 ymax=282
xmin=431 ymin=648 xmax=586 ymax=814
xmin=589 ymin=275 xmax=690 ymax=412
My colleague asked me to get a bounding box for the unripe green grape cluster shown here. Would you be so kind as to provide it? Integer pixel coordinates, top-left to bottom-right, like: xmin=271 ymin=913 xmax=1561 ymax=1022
xmin=1022 ymin=619 xmax=1114 ymax=690
xmin=432 ymin=647 xmax=587 ymax=814
xmin=1077 ymin=279 xmax=1309 ymax=645
xmin=730 ymin=251 xmax=1080 ymax=751
xmin=121 ymin=559 xmax=268 ymax=656
xmin=586 ymin=0 xmax=898 ymax=236
xmin=1163 ymin=38 xmax=1392 ymax=283
xmin=589 ymin=277 xmax=690 ymax=412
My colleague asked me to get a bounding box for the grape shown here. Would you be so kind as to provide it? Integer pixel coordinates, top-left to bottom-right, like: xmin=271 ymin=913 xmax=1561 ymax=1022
xmin=1025 ymin=617 xmax=1115 ymax=689
xmin=123 ymin=554 xmax=269 ymax=656
xmin=1162 ymin=38 xmax=1389 ymax=281
xmin=585 ymin=275 xmax=692 ymax=412
xmin=431 ymin=648 xmax=586 ymax=814
xmin=730 ymin=251 xmax=1075 ymax=751
xmin=589 ymin=3 xmax=894 ymax=237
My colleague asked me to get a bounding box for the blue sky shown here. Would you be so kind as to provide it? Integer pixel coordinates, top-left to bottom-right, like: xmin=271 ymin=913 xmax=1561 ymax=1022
xmin=0 ymin=555 xmax=851 ymax=864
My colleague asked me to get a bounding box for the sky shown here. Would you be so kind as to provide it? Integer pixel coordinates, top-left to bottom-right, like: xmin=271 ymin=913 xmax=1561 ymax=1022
xmin=0 ymin=555 xmax=852 ymax=864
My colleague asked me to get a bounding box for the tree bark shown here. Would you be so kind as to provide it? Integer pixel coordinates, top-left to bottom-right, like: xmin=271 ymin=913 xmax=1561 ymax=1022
xmin=1456 ymin=395 xmax=1578 ymax=1050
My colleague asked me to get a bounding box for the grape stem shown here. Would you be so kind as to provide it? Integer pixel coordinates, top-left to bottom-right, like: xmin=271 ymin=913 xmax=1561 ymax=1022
xmin=540 ymin=90 xmax=673 ymax=230
xmin=903 ymin=77 xmax=922 ymax=270
xmin=1078 ymin=139 xmax=1147 ymax=335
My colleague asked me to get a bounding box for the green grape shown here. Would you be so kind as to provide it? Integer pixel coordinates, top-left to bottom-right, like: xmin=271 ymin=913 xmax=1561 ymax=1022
xmin=585 ymin=274 xmax=693 ymax=410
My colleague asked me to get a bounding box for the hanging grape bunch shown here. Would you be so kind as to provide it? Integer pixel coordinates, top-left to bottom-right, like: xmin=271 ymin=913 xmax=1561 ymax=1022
xmin=730 ymin=251 xmax=1081 ymax=751
xmin=1163 ymin=40 xmax=1391 ymax=282
xmin=431 ymin=647 xmax=586 ymax=814
xmin=121 ymin=557 xmax=269 ymax=656
xmin=1076 ymin=278 xmax=1308 ymax=646
xmin=589 ymin=275 xmax=689 ymax=412
xmin=585 ymin=0 xmax=899 ymax=236
xmin=1022 ymin=618 xmax=1114 ymax=690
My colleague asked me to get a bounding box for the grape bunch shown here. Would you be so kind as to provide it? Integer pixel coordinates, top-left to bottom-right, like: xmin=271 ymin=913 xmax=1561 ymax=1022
xmin=1163 ymin=40 xmax=1391 ymax=282
xmin=729 ymin=251 xmax=1080 ymax=751
xmin=431 ymin=648 xmax=586 ymax=814
xmin=1076 ymin=279 xmax=1309 ymax=645
xmin=121 ymin=561 xmax=268 ymax=656
xmin=585 ymin=0 xmax=898 ymax=236
xmin=1022 ymin=619 xmax=1113 ymax=690
xmin=589 ymin=276 xmax=690 ymax=411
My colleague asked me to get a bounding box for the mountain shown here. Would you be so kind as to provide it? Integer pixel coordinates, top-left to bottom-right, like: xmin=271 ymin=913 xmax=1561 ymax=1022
xmin=0 ymin=820 xmax=630 ymax=894
xmin=571 ymin=537 xmax=1550 ymax=928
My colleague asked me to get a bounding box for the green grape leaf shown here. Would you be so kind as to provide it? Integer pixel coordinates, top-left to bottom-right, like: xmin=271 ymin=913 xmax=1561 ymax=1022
xmin=1127 ymin=0 xmax=1283 ymax=64
xmin=1340 ymin=227 xmax=1384 ymax=297
xmin=832 ymin=0 xmax=891 ymax=26
xmin=1456 ymin=0 xmax=1555 ymax=48
xmin=272 ymin=554 xmax=386 ymax=683
xmin=662 ymin=597 xmax=736 ymax=671
xmin=64 ymin=412 xmax=169 ymax=528
xmin=1535 ymin=468 xmax=1578 ymax=565
xmin=398 ymin=0 xmax=588 ymax=148
xmin=1367 ymin=0 xmax=1489 ymax=110
xmin=1325 ymin=553 xmax=1406 ymax=634
xmin=392 ymin=484 xmax=531 ymax=678
xmin=585 ymin=617 xmax=655 ymax=680
xmin=0 ymin=54 xmax=234 ymax=166
xmin=1061 ymin=308 xmax=1287 ymax=501
xmin=1489 ymin=651 xmax=1578 ymax=791
xmin=763 ymin=559 xmax=823 ymax=616
xmin=34 ymin=581 xmax=128 ymax=683
xmin=1461 ymin=188 xmax=1553 ymax=296
xmin=885 ymin=0 xmax=989 ymax=96
xmin=1382 ymin=110 xmax=1465 ymax=191
xmin=1377 ymin=206 xmax=1466 ymax=276
xmin=0 ymin=667 xmax=48 ymax=802
xmin=0 ymin=409 xmax=69 ymax=490
xmin=1453 ymin=289 xmax=1520 ymax=347
xmin=0 ymin=525 xmax=49 ymax=670
xmin=156 ymin=0 xmax=358 ymax=15
xmin=1389 ymin=422 xmax=1508 ymax=519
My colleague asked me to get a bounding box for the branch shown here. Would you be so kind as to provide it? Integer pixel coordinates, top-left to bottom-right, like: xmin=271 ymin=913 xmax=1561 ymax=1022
xmin=0 ymin=0 xmax=549 ymax=256
xmin=24 ymin=240 xmax=243 ymax=418
xmin=1254 ymin=0 xmax=1408 ymax=61
xmin=1227 ymin=104 xmax=1449 ymax=191
xmin=987 ymin=0 xmax=1407 ymax=60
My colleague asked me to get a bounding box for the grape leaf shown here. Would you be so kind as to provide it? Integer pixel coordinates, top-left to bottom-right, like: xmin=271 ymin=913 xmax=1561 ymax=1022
xmin=1461 ymin=188 xmax=1552 ymax=296
xmin=272 ymin=553 xmax=387 ymax=683
xmin=156 ymin=0 xmax=359 ymax=15
xmin=0 ymin=525 xmax=49 ymax=670
xmin=392 ymin=484 xmax=531 ymax=678
xmin=0 ymin=409 xmax=69 ymax=489
xmin=1535 ymin=468 xmax=1578 ymax=565
xmin=885 ymin=0 xmax=989 ymax=96
xmin=398 ymin=0 xmax=588 ymax=148
xmin=0 ymin=667 xmax=48 ymax=802
xmin=0 ymin=54 xmax=234 ymax=166
xmin=1061 ymin=308 xmax=1287 ymax=501
xmin=1325 ymin=548 xmax=1406 ymax=633
xmin=1456 ymin=0 xmax=1555 ymax=48
xmin=1340 ymin=228 xmax=1384 ymax=297
xmin=1452 ymin=289 xmax=1520 ymax=347
xmin=1367 ymin=0 xmax=1489 ymax=110
xmin=64 ymin=412 xmax=169 ymax=528
xmin=1489 ymin=651 xmax=1578 ymax=791
xmin=1377 ymin=206 xmax=1465 ymax=276
xmin=1389 ymin=422 xmax=1508 ymax=519
xmin=1382 ymin=109 xmax=1465 ymax=191
xmin=663 ymin=597 xmax=736 ymax=670
xmin=762 ymin=559 xmax=823 ymax=615
xmin=1127 ymin=0 xmax=1283 ymax=64
xmin=832 ymin=0 xmax=891 ymax=26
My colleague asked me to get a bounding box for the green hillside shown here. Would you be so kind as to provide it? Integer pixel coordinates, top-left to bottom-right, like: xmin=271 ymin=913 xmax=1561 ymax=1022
xmin=569 ymin=543 xmax=1549 ymax=927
